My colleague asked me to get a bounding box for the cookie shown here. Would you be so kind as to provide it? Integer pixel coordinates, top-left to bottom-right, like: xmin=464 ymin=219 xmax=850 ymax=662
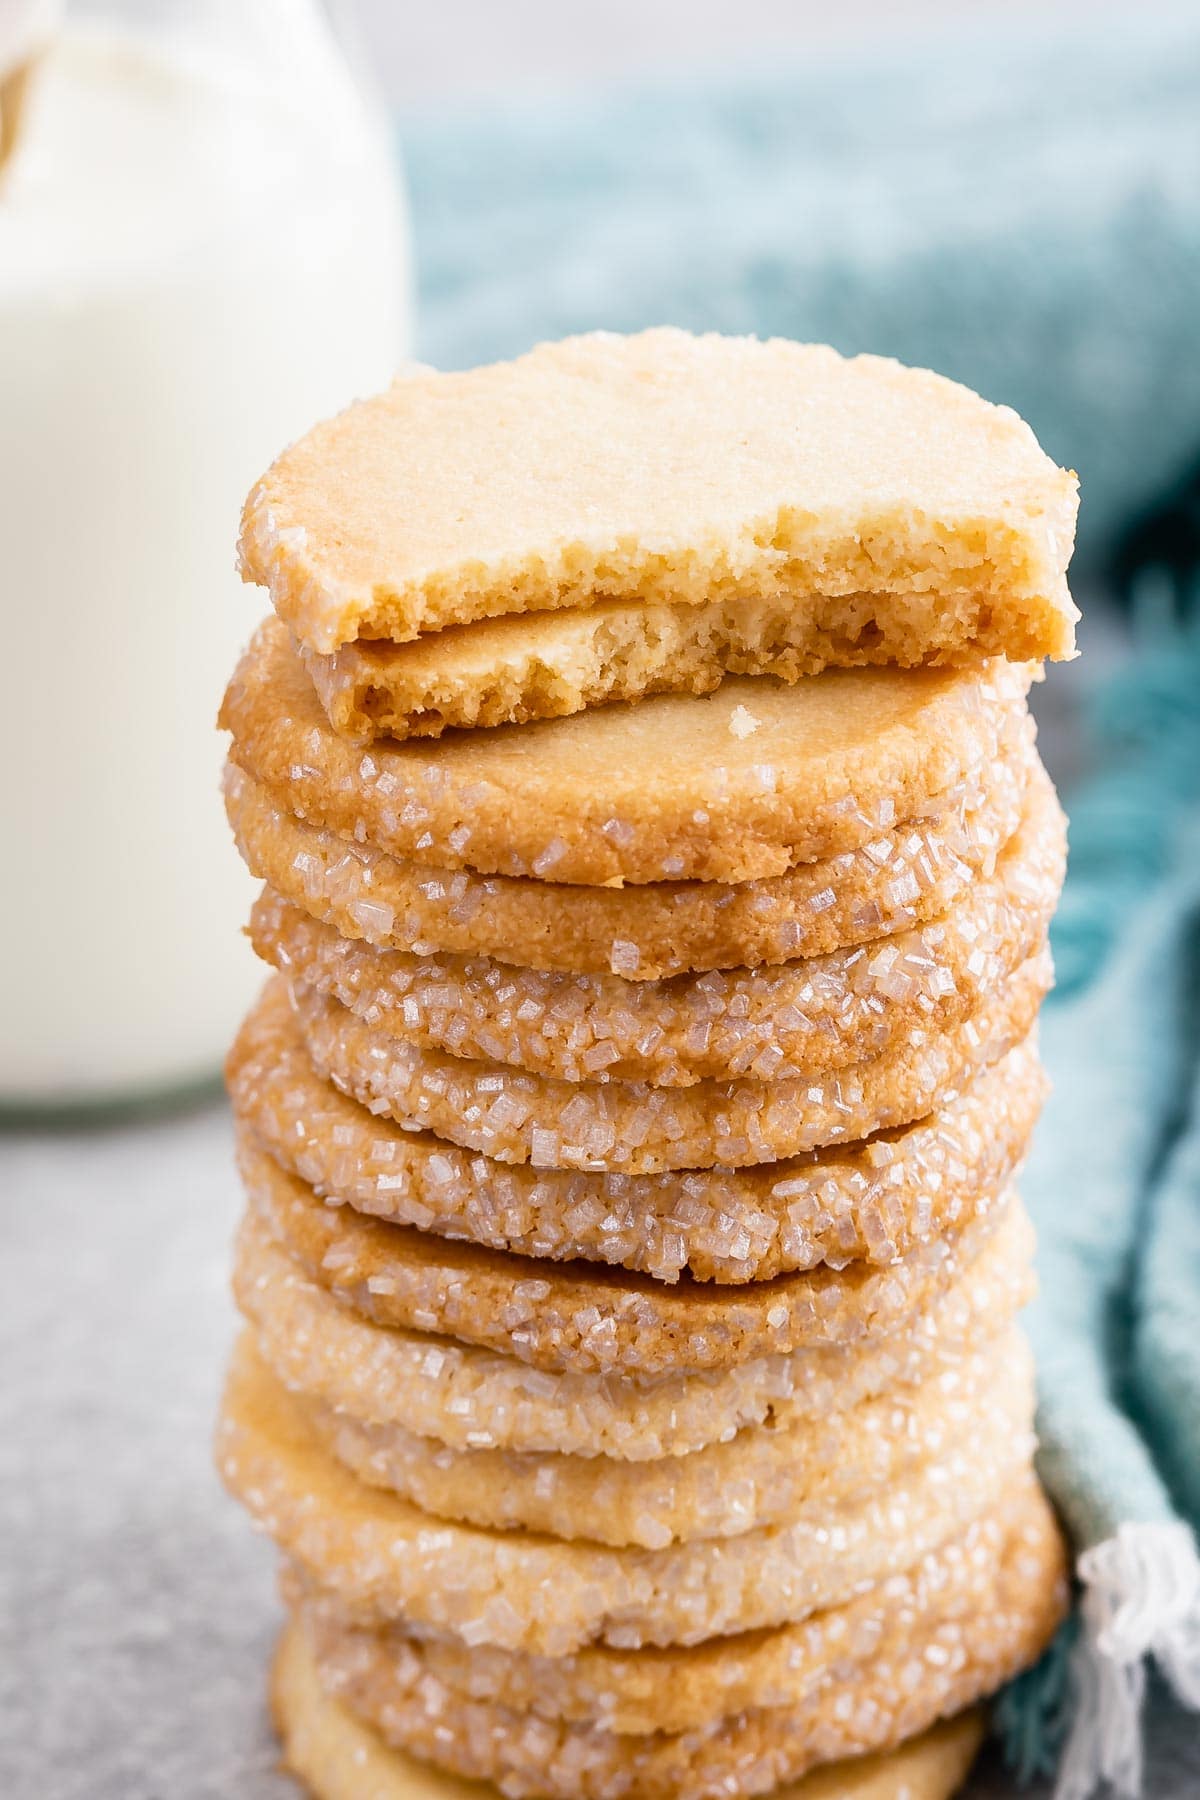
xmin=229 ymin=981 xmax=1044 ymax=1283
xmin=299 ymin=575 xmax=1069 ymax=744
xmin=221 ymin=619 xmax=1032 ymax=886
xmin=290 ymin=1490 xmax=1061 ymax=1800
xmin=291 ymin=951 xmax=1048 ymax=1175
xmin=271 ymin=1620 xmax=987 ymax=1800
xmin=288 ymin=1476 xmax=1063 ymax=1736
xmin=223 ymin=729 xmax=1035 ymax=980
xmin=239 ymin=328 xmax=1077 ymax=659
xmin=235 ymin=1199 xmax=1035 ymax=1460
xmin=249 ymin=771 xmax=1063 ymax=1088
xmin=297 ymin=1331 xmax=1031 ymax=1547
xmin=217 ymin=1337 xmax=1031 ymax=1652
xmin=240 ymin=1134 xmax=1021 ymax=1375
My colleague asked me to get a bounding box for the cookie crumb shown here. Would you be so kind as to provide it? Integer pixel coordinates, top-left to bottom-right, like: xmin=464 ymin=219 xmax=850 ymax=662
xmin=729 ymin=705 xmax=761 ymax=739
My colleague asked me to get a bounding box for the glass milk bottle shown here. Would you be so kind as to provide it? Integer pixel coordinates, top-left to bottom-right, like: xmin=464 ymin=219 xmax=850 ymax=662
xmin=0 ymin=0 xmax=411 ymax=1109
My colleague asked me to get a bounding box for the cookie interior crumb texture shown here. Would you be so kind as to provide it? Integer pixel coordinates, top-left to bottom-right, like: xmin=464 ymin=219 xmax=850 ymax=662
xmin=298 ymin=580 xmax=1073 ymax=744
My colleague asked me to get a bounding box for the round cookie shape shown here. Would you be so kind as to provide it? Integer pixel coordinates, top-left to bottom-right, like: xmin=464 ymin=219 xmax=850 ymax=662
xmin=229 ymin=981 xmax=1045 ymax=1284
xmin=299 ymin=1577 xmax=1035 ymax=1800
xmin=272 ymin=1620 xmax=989 ymax=1800
xmin=301 ymin=1333 xmax=1032 ymax=1548
xmin=239 ymin=327 xmax=1077 ymax=657
xmin=221 ymin=619 xmax=1033 ymax=886
xmin=292 ymin=952 xmax=1049 ymax=1175
xmin=290 ymin=1478 xmax=1064 ymax=1737
xmin=235 ymin=1204 xmax=1035 ymax=1462
xmin=241 ymin=1134 xmax=1019 ymax=1376
xmin=224 ymin=732 xmax=1034 ymax=980
xmin=217 ymin=1338 xmax=1030 ymax=1653
xmin=291 ymin=1496 xmax=1062 ymax=1800
xmin=250 ymin=771 xmax=1064 ymax=1087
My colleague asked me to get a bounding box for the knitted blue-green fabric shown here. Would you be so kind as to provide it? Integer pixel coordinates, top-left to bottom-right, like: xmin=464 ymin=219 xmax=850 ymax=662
xmin=993 ymin=626 xmax=1200 ymax=1779
xmin=1133 ymin=1058 xmax=1200 ymax=1529
xmin=1025 ymin=635 xmax=1200 ymax=1544
xmin=400 ymin=8 xmax=1200 ymax=577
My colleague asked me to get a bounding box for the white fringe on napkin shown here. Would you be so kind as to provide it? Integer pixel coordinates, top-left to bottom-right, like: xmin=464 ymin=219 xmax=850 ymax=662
xmin=1056 ymin=1522 xmax=1200 ymax=1800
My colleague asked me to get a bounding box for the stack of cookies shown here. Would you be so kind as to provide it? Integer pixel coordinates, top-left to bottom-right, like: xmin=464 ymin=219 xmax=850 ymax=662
xmin=217 ymin=331 xmax=1079 ymax=1800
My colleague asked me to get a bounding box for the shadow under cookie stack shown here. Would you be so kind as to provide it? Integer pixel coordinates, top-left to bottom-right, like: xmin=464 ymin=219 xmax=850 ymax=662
xmin=217 ymin=331 xmax=1080 ymax=1800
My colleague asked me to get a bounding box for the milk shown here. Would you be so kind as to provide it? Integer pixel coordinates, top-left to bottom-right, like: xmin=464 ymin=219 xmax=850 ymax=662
xmin=0 ymin=11 xmax=410 ymax=1105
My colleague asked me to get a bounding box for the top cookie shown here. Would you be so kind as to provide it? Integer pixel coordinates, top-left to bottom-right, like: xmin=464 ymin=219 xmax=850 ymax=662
xmin=239 ymin=329 xmax=1079 ymax=657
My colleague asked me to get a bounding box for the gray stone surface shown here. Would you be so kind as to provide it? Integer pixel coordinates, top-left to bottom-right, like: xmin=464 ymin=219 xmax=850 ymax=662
xmin=1 ymin=1105 xmax=289 ymax=1800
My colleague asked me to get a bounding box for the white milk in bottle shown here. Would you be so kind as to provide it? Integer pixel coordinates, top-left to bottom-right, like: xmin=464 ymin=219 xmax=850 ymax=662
xmin=0 ymin=0 xmax=410 ymax=1107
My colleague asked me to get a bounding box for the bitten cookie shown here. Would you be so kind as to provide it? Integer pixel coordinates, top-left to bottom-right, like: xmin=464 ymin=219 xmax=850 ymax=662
xmin=240 ymin=328 xmax=1077 ymax=663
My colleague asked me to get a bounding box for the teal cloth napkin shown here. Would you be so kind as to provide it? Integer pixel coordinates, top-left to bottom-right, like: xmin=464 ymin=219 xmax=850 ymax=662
xmin=399 ymin=19 xmax=1200 ymax=1791
xmin=995 ymin=629 xmax=1200 ymax=1796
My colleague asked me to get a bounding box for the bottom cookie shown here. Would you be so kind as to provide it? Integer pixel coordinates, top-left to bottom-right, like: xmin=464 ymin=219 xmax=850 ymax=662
xmin=271 ymin=1621 xmax=986 ymax=1800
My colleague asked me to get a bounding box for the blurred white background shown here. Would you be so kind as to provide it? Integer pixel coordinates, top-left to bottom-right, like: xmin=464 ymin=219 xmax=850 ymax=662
xmin=357 ymin=0 xmax=1145 ymax=103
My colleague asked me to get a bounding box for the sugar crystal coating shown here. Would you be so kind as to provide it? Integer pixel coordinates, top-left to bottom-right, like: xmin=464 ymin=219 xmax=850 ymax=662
xmin=217 ymin=1338 xmax=1035 ymax=1654
xmin=241 ymin=1136 xmax=1027 ymax=1377
xmin=286 ymin=1480 xmax=1058 ymax=1736
xmin=223 ymin=724 xmax=1036 ymax=980
xmin=221 ymin=620 xmax=1034 ymax=886
xmin=291 ymin=1479 xmax=1064 ymax=1800
xmin=218 ymin=372 xmax=1074 ymax=1792
xmin=234 ymin=1200 xmax=1036 ymax=1460
xmin=297 ymin=1331 xmax=1032 ymax=1548
xmin=229 ymin=981 xmax=1045 ymax=1284
xmin=249 ymin=763 xmax=1063 ymax=1089
xmin=289 ymin=951 xmax=1050 ymax=1175
xmin=271 ymin=1615 xmax=992 ymax=1800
